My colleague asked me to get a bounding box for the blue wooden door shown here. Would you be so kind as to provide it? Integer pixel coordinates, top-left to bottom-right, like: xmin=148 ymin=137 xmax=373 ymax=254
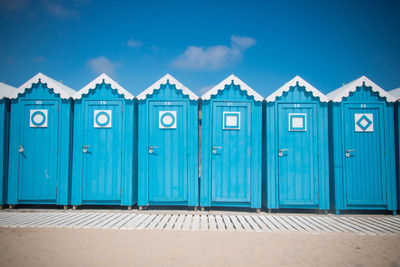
xmin=277 ymin=104 xmax=319 ymax=207
xmin=211 ymin=102 xmax=251 ymax=203
xmin=343 ymin=104 xmax=386 ymax=207
xmin=82 ymin=101 xmax=123 ymax=201
xmin=18 ymin=100 xmax=59 ymax=200
xmin=148 ymin=101 xmax=188 ymax=203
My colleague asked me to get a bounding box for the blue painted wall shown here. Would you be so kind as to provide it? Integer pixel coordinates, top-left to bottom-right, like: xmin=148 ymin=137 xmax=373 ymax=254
xmin=200 ymin=82 xmax=262 ymax=208
xmin=263 ymin=85 xmax=329 ymax=211
xmin=7 ymin=82 xmax=72 ymax=205
xmin=71 ymin=82 xmax=137 ymax=206
xmin=329 ymin=85 xmax=397 ymax=213
xmin=138 ymin=82 xmax=198 ymax=207
xmin=0 ymin=99 xmax=10 ymax=205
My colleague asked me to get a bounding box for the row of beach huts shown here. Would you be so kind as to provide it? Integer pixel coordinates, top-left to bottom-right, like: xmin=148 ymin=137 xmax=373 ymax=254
xmin=0 ymin=73 xmax=399 ymax=215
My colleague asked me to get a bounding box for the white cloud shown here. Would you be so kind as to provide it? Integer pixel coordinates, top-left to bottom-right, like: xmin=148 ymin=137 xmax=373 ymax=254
xmin=31 ymin=56 xmax=47 ymax=63
xmin=41 ymin=0 xmax=79 ymax=19
xmin=86 ymin=56 xmax=116 ymax=76
xmin=172 ymin=35 xmax=256 ymax=71
xmin=127 ymin=38 xmax=142 ymax=48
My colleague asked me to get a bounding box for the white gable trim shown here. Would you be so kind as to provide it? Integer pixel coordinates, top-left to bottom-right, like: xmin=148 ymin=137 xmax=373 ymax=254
xmin=201 ymin=74 xmax=263 ymax=101
xmin=266 ymin=76 xmax=329 ymax=102
xmin=9 ymin=73 xmax=76 ymax=100
xmin=137 ymin=74 xmax=198 ymax=100
xmin=73 ymin=73 xmax=134 ymax=100
xmin=389 ymin=87 xmax=400 ymax=101
xmin=327 ymin=76 xmax=396 ymax=103
xmin=0 ymin=82 xmax=17 ymax=99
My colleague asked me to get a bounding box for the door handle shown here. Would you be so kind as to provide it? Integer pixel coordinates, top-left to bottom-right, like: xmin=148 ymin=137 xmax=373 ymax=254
xmin=18 ymin=145 xmax=24 ymax=153
xmin=149 ymin=146 xmax=158 ymax=154
xmin=83 ymin=145 xmax=91 ymax=153
xmin=345 ymin=149 xmax=356 ymax=158
xmin=279 ymin=148 xmax=288 ymax=157
xmin=212 ymin=146 xmax=222 ymax=154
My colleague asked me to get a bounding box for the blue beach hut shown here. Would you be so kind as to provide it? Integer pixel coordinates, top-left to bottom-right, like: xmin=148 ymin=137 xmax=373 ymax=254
xmin=264 ymin=76 xmax=330 ymax=213
xmin=200 ymin=75 xmax=263 ymax=211
xmin=0 ymin=82 xmax=16 ymax=207
xmin=7 ymin=73 xmax=75 ymax=208
xmin=137 ymin=74 xmax=199 ymax=210
xmin=328 ymin=76 xmax=397 ymax=215
xmin=71 ymin=74 xmax=136 ymax=209
xmin=388 ymin=87 xmax=400 ymax=212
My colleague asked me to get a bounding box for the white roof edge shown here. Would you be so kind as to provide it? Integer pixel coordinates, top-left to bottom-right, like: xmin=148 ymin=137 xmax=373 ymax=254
xmin=137 ymin=74 xmax=198 ymax=100
xmin=327 ymin=76 xmax=396 ymax=103
xmin=73 ymin=73 xmax=134 ymax=100
xmin=265 ymin=75 xmax=329 ymax=102
xmin=9 ymin=73 xmax=76 ymax=100
xmin=201 ymin=74 xmax=263 ymax=101
xmin=388 ymin=87 xmax=400 ymax=101
xmin=0 ymin=82 xmax=17 ymax=99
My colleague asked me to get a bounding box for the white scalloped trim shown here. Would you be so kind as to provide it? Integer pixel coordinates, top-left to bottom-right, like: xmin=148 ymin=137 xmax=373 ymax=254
xmin=9 ymin=73 xmax=76 ymax=100
xmin=389 ymin=87 xmax=400 ymax=101
xmin=137 ymin=74 xmax=198 ymax=100
xmin=201 ymin=74 xmax=263 ymax=101
xmin=266 ymin=76 xmax=329 ymax=102
xmin=73 ymin=73 xmax=134 ymax=100
xmin=328 ymin=76 xmax=396 ymax=103
xmin=0 ymin=82 xmax=17 ymax=99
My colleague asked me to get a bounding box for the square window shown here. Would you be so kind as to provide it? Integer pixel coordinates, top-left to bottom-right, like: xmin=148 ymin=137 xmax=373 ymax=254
xmin=289 ymin=113 xmax=307 ymax=131
xmin=354 ymin=113 xmax=373 ymax=132
xmin=94 ymin=110 xmax=112 ymax=128
xmin=30 ymin=109 xmax=48 ymax=128
xmin=223 ymin=112 xmax=240 ymax=130
xmin=159 ymin=110 xmax=177 ymax=129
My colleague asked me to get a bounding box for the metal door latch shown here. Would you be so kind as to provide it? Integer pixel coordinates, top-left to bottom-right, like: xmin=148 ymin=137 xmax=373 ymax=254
xmin=212 ymin=146 xmax=222 ymax=154
xmin=279 ymin=149 xmax=288 ymax=157
xmin=345 ymin=149 xmax=356 ymax=158
xmin=83 ymin=145 xmax=91 ymax=153
xmin=18 ymin=145 xmax=24 ymax=153
xmin=149 ymin=146 xmax=158 ymax=154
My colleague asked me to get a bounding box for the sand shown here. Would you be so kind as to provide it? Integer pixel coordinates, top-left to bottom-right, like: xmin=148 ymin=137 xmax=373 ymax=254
xmin=0 ymin=228 xmax=399 ymax=267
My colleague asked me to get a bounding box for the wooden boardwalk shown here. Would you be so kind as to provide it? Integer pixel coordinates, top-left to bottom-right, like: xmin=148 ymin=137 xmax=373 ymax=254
xmin=0 ymin=211 xmax=399 ymax=235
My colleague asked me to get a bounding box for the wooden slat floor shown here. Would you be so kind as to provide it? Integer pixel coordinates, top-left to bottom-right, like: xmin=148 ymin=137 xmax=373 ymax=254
xmin=0 ymin=211 xmax=399 ymax=235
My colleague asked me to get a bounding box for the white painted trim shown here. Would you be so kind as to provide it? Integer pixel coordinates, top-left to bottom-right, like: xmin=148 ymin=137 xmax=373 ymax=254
xmin=389 ymin=87 xmax=400 ymax=101
xmin=201 ymin=74 xmax=263 ymax=101
xmin=0 ymin=82 xmax=17 ymax=99
xmin=9 ymin=73 xmax=76 ymax=100
xmin=73 ymin=73 xmax=134 ymax=100
xmin=266 ymin=76 xmax=329 ymax=102
xmin=327 ymin=76 xmax=396 ymax=103
xmin=137 ymin=74 xmax=198 ymax=100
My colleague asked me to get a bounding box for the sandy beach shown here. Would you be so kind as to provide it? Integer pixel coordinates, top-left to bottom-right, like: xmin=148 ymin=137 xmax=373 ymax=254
xmin=0 ymin=228 xmax=399 ymax=267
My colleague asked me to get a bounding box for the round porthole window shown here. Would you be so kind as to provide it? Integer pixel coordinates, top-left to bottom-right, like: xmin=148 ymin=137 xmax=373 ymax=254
xmin=95 ymin=111 xmax=110 ymax=127
xmin=160 ymin=112 xmax=175 ymax=127
xmin=31 ymin=111 xmax=46 ymax=126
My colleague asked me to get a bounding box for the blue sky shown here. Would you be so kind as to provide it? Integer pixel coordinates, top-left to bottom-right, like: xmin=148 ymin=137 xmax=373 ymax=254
xmin=0 ymin=0 xmax=399 ymax=97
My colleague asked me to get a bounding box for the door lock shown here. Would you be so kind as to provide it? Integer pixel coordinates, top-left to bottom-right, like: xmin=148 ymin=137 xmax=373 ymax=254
xmin=83 ymin=145 xmax=91 ymax=153
xmin=278 ymin=149 xmax=288 ymax=157
xmin=18 ymin=145 xmax=24 ymax=153
xmin=149 ymin=146 xmax=158 ymax=154
xmin=345 ymin=149 xmax=356 ymax=158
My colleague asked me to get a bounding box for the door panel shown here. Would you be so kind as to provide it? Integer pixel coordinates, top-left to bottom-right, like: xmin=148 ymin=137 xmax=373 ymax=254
xmin=211 ymin=102 xmax=251 ymax=203
xmin=82 ymin=101 xmax=123 ymax=201
xmin=277 ymin=104 xmax=318 ymax=206
xmin=18 ymin=101 xmax=58 ymax=200
xmin=148 ymin=101 xmax=188 ymax=202
xmin=343 ymin=104 xmax=386 ymax=207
